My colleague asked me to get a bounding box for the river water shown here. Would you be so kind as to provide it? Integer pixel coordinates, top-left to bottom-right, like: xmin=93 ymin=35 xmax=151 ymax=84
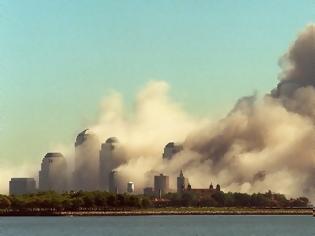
xmin=0 ymin=215 xmax=314 ymax=236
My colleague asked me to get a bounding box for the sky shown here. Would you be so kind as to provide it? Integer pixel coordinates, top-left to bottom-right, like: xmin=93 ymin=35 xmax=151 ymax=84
xmin=0 ymin=0 xmax=315 ymax=168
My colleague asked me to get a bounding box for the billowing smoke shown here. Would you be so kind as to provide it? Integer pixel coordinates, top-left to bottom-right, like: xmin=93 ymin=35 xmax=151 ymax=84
xmin=182 ymin=24 xmax=315 ymax=198
xmin=4 ymin=24 xmax=315 ymax=201
xmin=88 ymin=24 xmax=315 ymax=200
xmin=90 ymin=81 xmax=208 ymax=191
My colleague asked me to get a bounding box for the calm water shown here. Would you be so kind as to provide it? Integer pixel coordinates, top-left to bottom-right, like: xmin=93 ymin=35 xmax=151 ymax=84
xmin=0 ymin=215 xmax=314 ymax=236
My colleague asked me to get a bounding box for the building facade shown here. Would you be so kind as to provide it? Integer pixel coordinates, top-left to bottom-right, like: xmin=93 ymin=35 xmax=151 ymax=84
xmin=9 ymin=178 xmax=36 ymax=195
xmin=73 ymin=129 xmax=100 ymax=191
xmin=177 ymin=170 xmax=189 ymax=193
xmin=108 ymin=170 xmax=124 ymax=194
xmin=154 ymin=174 xmax=169 ymax=196
xmin=143 ymin=187 xmax=154 ymax=197
xmin=39 ymin=152 xmax=67 ymax=192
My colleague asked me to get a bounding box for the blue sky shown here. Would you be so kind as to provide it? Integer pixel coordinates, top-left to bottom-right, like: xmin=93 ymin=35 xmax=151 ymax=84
xmin=1 ymin=0 xmax=314 ymax=164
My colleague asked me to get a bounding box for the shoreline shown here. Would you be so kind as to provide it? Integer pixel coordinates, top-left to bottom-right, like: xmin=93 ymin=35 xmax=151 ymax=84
xmin=0 ymin=208 xmax=312 ymax=216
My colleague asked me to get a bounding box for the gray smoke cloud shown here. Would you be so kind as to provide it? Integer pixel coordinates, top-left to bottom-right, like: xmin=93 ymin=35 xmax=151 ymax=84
xmin=183 ymin=24 xmax=315 ymax=199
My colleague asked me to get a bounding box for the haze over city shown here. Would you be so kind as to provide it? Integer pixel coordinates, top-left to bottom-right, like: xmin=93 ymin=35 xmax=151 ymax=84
xmin=1 ymin=1 xmax=315 ymax=202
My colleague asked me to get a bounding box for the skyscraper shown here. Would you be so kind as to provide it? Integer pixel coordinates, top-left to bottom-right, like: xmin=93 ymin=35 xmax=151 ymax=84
xmin=73 ymin=129 xmax=100 ymax=191
xmin=39 ymin=152 xmax=67 ymax=192
xmin=108 ymin=170 xmax=124 ymax=194
xmin=162 ymin=142 xmax=183 ymax=160
xmin=99 ymin=137 xmax=119 ymax=191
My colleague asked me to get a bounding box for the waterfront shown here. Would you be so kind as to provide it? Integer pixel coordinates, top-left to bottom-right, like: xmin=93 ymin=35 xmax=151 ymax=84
xmin=0 ymin=215 xmax=314 ymax=236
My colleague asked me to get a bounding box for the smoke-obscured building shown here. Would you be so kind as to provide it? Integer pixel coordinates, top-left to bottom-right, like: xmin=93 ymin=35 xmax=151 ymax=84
xmin=9 ymin=178 xmax=36 ymax=195
xmin=177 ymin=170 xmax=189 ymax=193
xmin=99 ymin=137 xmax=119 ymax=191
xmin=143 ymin=187 xmax=154 ymax=197
xmin=73 ymin=129 xmax=100 ymax=191
xmin=109 ymin=170 xmax=124 ymax=194
xmin=39 ymin=152 xmax=67 ymax=192
xmin=162 ymin=142 xmax=183 ymax=160
xmin=154 ymin=174 xmax=169 ymax=196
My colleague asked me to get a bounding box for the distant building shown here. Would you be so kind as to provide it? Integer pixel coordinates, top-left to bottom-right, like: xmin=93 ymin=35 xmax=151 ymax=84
xmin=109 ymin=170 xmax=118 ymax=193
xmin=39 ymin=152 xmax=67 ymax=192
xmin=127 ymin=182 xmax=135 ymax=193
xmin=99 ymin=137 xmax=119 ymax=191
xmin=154 ymin=174 xmax=169 ymax=196
xmin=162 ymin=142 xmax=183 ymax=160
xmin=177 ymin=170 xmax=189 ymax=193
xmin=186 ymin=182 xmax=222 ymax=199
xmin=9 ymin=178 xmax=36 ymax=195
xmin=108 ymin=170 xmax=125 ymax=194
xmin=143 ymin=187 xmax=154 ymax=197
xmin=73 ymin=129 xmax=100 ymax=191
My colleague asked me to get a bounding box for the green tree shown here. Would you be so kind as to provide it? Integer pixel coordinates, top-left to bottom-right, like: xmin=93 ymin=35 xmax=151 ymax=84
xmin=140 ymin=198 xmax=151 ymax=208
xmin=0 ymin=196 xmax=11 ymax=209
xmin=212 ymin=191 xmax=225 ymax=206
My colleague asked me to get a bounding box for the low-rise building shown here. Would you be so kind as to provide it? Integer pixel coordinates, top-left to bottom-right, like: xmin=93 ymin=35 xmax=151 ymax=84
xmin=143 ymin=187 xmax=154 ymax=197
xmin=185 ymin=183 xmax=222 ymax=199
xmin=9 ymin=178 xmax=36 ymax=195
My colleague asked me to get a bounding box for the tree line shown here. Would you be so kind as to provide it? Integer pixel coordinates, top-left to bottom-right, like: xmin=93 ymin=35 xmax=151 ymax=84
xmin=0 ymin=190 xmax=310 ymax=211
xmin=164 ymin=190 xmax=310 ymax=208
xmin=0 ymin=191 xmax=151 ymax=211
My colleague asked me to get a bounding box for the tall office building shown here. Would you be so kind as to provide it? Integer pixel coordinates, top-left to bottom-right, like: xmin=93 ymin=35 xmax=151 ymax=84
xmin=73 ymin=129 xmax=100 ymax=191
xmin=9 ymin=178 xmax=36 ymax=195
xmin=162 ymin=142 xmax=183 ymax=160
xmin=177 ymin=170 xmax=189 ymax=193
xmin=99 ymin=137 xmax=119 ymax=191
xmin=154 ymin=174 xmax=169 ymax=196
xmin=39 ymin=152 xmax=67 ymax=192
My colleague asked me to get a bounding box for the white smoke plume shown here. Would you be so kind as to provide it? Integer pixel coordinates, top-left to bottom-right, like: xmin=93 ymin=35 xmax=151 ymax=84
xmin=89 ymin=24 xmax=315 ymax=200
xmin=3 ymin=24 xmax=315 ymax=201
xmin=90 ymin=81 xmax=209 ymax=191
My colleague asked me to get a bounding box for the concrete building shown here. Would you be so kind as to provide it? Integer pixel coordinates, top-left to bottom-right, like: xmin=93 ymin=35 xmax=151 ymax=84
xmin=154 ymin=174 xmax=169 ymax=196
xmin=39 ymin=152 xmax=67 ymax=192
xmin=185 ymin=182 xmax=222 ymax=200
xmin=143 ymin=187 xmax=154 ymax=197
xmin=73 ymin=129 xmax=100 ymax=191
xmin=108 ymin=170 xmax=124 ymax=194
xmin=162 ymin=142 xmax=183 ymax=160
xmin=127 ymin=182 xmax=135 ymax=193
xmin=99 ymin=137 xmax=119 ymax=191
xmin=9 ymin=178 xmax=36 ymax=195
xmin=177 ymin=170 xmax=189 ymax=193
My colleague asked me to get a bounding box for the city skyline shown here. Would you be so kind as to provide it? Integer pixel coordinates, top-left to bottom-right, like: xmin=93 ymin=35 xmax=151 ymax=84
xmin=1 ymin=1 xmax=315 ymax=167
xmin=1 ymin=1 xmax=315 ymax=201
